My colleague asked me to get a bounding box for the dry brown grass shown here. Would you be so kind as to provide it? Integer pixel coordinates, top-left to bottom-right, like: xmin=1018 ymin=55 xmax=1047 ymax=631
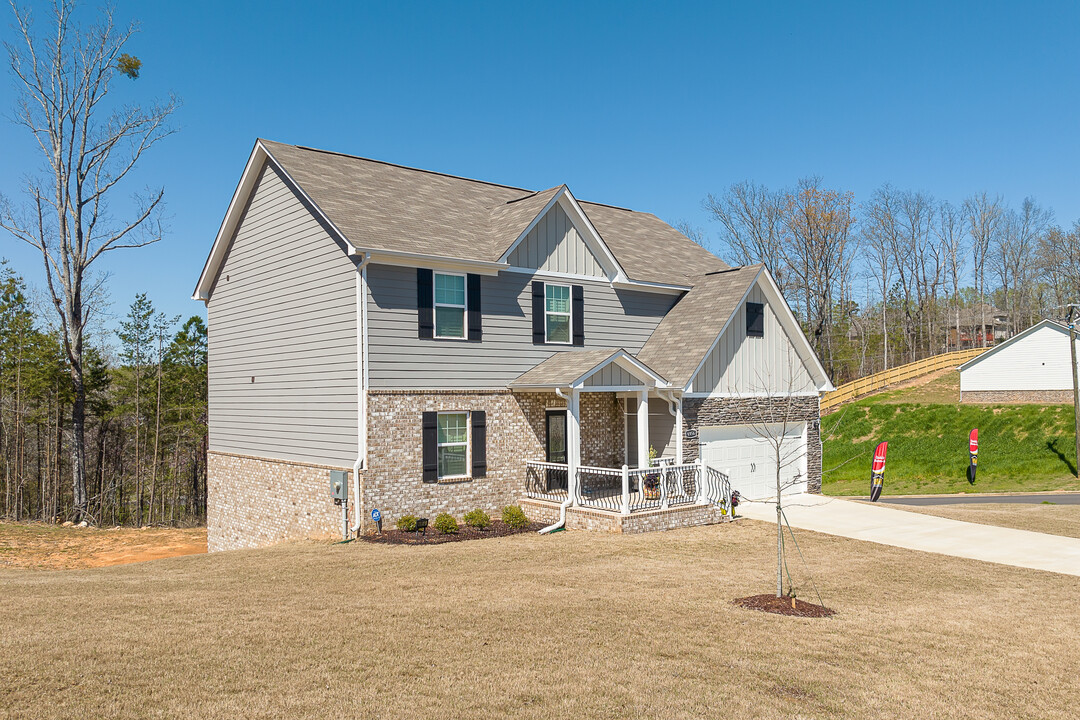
xmin=2 ymin=519 xmax=1078 ymax=719
xmin=0 ymin=522 xmax=207 ymax=570
xmin=895 ymin=502 xmax=1080 ymax=539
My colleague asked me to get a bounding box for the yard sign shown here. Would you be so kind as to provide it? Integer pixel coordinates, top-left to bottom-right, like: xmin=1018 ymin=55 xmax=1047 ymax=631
xmin=967 ymin=429 xmax=978 ymax=484
xmin=870 ymin=441 xmax=888 ymax=502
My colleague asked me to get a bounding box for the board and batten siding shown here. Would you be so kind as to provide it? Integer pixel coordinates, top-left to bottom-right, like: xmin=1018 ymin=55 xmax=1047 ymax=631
xmin=366 ymin=264 xmax=676 ymax=389
xmin=507 ymin=201 xmax=606 ymax=277
xmin=960 ymin=323 xmax=1079 ymax=391
xmin=690 ymin=284 xmax=816 ymax=395
xmin=583 ymin=363 xmax=644 ymax=387
xmin=207 ymin=162 xmax=358 ymax=468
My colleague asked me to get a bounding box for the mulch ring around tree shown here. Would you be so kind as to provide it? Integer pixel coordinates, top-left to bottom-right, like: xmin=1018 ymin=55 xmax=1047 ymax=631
xmin=361 ymin=520 xmax=545 ymax=545
xmin=732 ymin=594 xmax=835 ymax=618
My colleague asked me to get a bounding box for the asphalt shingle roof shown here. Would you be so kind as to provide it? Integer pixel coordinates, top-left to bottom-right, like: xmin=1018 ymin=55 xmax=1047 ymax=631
xmin=260 ymin=140 xmax=728 ymax=286
xmin=636 ymin=265 xmax=764 ymax=388
xmin=510 ymin=349 xmax=628 ymax=388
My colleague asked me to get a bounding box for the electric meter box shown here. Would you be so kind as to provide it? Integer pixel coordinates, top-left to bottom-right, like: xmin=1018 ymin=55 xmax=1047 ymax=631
xmin=329 ymin=470 xmax=348 ymax=501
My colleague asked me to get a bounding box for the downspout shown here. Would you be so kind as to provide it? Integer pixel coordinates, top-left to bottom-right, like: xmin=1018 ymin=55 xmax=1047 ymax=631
xmin=659 ymin=388 xmax=682 ymax=464
xmin=351 ymin=253 xmax=371 ymax=533
xmin=539 ymin=387 xmax=573 ymax=534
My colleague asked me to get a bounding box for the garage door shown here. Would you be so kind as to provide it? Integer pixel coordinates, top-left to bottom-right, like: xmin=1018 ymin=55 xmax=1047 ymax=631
xmin=699 ymin=423 xmax=807 ymax=500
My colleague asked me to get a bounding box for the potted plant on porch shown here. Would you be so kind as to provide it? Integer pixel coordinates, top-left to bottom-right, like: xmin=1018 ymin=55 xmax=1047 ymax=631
xmin=642 ymin=446 xmax=662 ymax=500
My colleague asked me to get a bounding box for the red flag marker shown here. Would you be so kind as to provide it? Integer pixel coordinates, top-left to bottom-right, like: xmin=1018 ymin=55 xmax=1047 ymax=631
xmin=967 ymin=429 xmax=978 ymax=484
xmin=870 ymin=441 xmax=888 ymax=502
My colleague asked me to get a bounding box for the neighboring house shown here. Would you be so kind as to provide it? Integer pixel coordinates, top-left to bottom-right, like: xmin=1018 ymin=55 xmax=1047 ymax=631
xmin=194 ymin=140 xmax=833 ymax=551
xmin=948 ymin=305 xmax=1012 ymax=349
xmin=958 ymin=319 xmax=1079 ymax=403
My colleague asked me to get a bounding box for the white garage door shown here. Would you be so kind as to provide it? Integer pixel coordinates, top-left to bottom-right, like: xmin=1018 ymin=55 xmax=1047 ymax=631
xmin=699 ymin=423 xmax=807 ymax=500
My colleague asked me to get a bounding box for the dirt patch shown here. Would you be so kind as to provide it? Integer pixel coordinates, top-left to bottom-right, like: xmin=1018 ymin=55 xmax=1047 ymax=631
xmin=361 ymin=520 xmax=543 ymax=545
xmin=732 ymin=593 xmax=835 ymax=618
xmin=0 ymin=522 xmax=207 ymax=570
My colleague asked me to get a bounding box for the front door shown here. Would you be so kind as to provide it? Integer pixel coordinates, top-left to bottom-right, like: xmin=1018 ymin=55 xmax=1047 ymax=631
xmin=545 ymin=410 xmax=568 ymax=490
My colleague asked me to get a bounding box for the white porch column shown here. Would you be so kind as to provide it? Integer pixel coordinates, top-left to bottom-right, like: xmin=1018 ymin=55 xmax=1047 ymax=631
xmin=636 ymin=389 xmax=649 ymax=468
xmin=674 ymin=396 xmax=684 ymax=465
xmin=568 ymin=389 xmax=581 ymax=506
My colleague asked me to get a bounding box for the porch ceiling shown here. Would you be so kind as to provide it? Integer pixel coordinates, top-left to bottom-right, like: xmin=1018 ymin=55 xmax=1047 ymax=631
xmin=508 ymin=348 xmax=669 ymax=391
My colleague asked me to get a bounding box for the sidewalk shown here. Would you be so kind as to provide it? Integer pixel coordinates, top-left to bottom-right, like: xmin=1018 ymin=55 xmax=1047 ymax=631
xmin=735 ymin=493 xmax=1080 ymax=577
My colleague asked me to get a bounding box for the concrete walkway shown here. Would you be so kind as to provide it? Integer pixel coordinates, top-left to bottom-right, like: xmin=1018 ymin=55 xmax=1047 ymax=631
xmin=736 ymin=493 xmax=1080 ymax=577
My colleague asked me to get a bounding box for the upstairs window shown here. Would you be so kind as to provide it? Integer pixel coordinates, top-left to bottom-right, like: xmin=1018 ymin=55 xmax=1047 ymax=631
xmin=746 ymin=301 xmax=765 ymax=338
xmin=545 ymin=284 xmax=572 ymax=343
xmin=434 ymin=273 xmax=466 ymax=339
xmin=437 ymin=412 xmax=469 ymax=479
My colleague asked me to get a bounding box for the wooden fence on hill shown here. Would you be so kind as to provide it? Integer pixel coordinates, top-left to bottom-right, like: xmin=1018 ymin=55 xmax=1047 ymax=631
xmin=819 ymin=347 xmax=988 ymax=411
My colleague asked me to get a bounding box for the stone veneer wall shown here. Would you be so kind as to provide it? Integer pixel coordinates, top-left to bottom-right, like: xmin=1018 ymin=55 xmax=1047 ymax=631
xmin=961 ymin=389 xmax=1074 ymax=404
xmin=207 ymin=452 xmax=355 ymax=552
xmin=681 ymin=395 xmax=822 ymax=494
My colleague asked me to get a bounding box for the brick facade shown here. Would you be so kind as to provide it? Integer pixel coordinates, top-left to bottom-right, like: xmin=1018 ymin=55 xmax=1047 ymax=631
xmin=207 ymin=452 xmax=355 ymax=552
xmin=961 ymin=389 xmax=1074 ymax=404
xmin=207 ymin=389 xmax=817 ymax=549
xmin=681 ymin=395 xmax=822 ymax=493
xmin=359 ymin=390 xmax=624 ymax=534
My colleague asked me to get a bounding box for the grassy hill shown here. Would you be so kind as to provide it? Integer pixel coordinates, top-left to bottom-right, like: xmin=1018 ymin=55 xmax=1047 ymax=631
xmin=822 ymin=372 xmax=1079 ymax=496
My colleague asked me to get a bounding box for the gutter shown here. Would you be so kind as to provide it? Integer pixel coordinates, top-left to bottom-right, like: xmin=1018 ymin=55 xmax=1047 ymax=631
xmin=351 ymin=253 xmax=371 ymax=533
xmin=539 ymin=387 xmax=574 ymax=534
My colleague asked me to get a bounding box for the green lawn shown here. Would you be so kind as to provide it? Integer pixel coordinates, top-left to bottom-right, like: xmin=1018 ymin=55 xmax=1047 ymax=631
xmin=822 ymin=390 xmax=1079 ymax=496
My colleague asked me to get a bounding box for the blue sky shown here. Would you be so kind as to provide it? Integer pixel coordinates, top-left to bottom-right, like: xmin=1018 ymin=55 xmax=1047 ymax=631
xmin=2 ymin=0 xmax=1078 ymax=328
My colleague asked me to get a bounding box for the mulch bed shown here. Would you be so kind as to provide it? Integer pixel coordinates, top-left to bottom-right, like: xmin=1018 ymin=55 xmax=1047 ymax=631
xmin=732 ymin=594 xmax=835 ymax=618
xmin=360 ymin=520 xmax=545 ymax=545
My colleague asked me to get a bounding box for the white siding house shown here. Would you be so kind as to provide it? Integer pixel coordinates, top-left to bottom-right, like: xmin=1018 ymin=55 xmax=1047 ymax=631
xmin=959 ymin=320 xmax=1079 ymax=403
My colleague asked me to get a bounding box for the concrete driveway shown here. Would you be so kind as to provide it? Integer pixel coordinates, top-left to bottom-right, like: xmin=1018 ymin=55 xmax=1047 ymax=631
xmin=735 ymin=493 xmax=1080 ymax=577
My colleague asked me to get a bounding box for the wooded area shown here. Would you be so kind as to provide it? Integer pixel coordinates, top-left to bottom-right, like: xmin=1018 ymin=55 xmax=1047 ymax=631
xmin=703 ymin=179 xmax=1079 ymax=384
xmin=0 ymin=266 xmax=207 ymax=526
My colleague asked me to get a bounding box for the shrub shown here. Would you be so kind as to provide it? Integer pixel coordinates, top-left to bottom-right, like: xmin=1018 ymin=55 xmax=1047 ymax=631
xmin=464 ymin=508 xmax=491 ymax=530
xmin=501 ymin=505 xmax=529 ymax=529
xmin=433 ymin=513 xmax=459 ymax=534
xmin=396 ymin=514 xmax=418 ymax=532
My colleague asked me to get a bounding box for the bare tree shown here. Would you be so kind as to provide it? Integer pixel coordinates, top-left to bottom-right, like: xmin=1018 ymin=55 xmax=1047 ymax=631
xmin=0 ymin=1 xmax=177 ymax=521
xmin=963 ymin=194 xmax=1003 ymax=347
xmin=935 ymin=201 xmax=966 ymax=350
xmin=995 ymin=198 xmax=1051 ymax=335
xmin=673 ymin=220 xmax=709 ymax=250
xmin=1038 ymin=223 xmax=1080 ymax=310
xmin=704 ymin=181 xmax=788 ymax=289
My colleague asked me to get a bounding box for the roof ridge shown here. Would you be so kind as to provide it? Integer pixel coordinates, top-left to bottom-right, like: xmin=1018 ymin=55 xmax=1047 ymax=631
xmin=266 ymin=140 xmax=537 ymax=195
xmin=501 ymin=185 xmax=563 ymax=206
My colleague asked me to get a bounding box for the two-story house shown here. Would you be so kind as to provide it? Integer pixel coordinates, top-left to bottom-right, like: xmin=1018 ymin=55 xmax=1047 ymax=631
xmin=194 ymin=140 xmax=832 ymax=551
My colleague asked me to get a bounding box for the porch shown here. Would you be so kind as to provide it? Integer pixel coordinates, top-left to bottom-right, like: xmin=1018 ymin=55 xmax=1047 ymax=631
xmin=510 ymin=348 xmax=734 ymax=530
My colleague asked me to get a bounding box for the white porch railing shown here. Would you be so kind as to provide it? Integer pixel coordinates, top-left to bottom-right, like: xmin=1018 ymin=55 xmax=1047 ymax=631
xmin=525 ymin=459 xmax=732 ymax=516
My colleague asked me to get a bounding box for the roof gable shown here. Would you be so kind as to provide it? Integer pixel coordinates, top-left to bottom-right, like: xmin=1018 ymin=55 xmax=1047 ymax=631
xmin=509 ymin=348 xmax=668 ymax=389
xmin=195 ymin=139 xmax=729 ymax=299
xmin=501 ymin=188 xmax=618 ymax=279
xmin=958 ymin=319 xmax=1070 ymax=372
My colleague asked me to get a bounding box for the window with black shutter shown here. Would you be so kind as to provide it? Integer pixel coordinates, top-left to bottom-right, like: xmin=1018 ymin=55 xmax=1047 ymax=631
xmin=532 ymin=281 xmax=546 ymax=344
xmin=471 ymin=411 xmax=487 ymax=478
xmin=421 ymin=411 xmax=438 ymax=482
xmin=746 ymin=301 xmax=764 ymax=338
xmin=417 ymin=269 xmax=434 ymax=339
xmin=467 ymin=274 xmax=482 ymax=341
xmin=572 ymin=285 xmax=585 ymax=346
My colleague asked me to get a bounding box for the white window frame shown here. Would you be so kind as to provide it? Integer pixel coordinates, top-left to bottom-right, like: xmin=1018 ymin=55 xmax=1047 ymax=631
xmin=436 ymin=411 xmax=471 ymax=480
xmin=544 ymin=282 xmax=572 ymax=345
xmin=434 ymin=271 xmax=467 ymax=340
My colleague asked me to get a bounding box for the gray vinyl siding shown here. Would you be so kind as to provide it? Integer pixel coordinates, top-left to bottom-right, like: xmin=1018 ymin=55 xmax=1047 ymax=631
xmin=648 ymin=398 xmax=676 ymax=458
xmin=507 ymin=201 xmax=606 ymax=277
xmin=367 ymin=264 xmax=677 ymax=389
xmin=691 ymin=283 xmax=815 ymax=395
xmin=583 ymin=363 xmax=644 ymax=387
xmin=207 ymin=162 xmax=359 ymax=467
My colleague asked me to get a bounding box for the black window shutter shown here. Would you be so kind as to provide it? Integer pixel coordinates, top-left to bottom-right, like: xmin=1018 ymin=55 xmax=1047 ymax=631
xmin=467 ymin=274 xmax=482 ymax=342
xmin=746 ymin=302 xmax=764 ymax=338
xmin=471 ymin=411 xmax=487 ymax=478
xmin=417 ymin=269 xmax=434 ymax=339
xmin=532 ymin=281 xmax=546 ymax=344
xmin=422 ymin=411 xmax=438 ymax=483
xmin=572 ymin=285 xmax=585 ymax=346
